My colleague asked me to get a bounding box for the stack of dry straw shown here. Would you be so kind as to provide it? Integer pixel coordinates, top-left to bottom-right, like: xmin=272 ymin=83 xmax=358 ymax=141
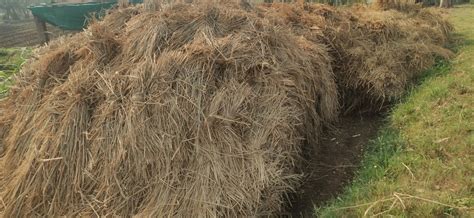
xmin=0 ymin=1 xmax=452 ymax=216
xmin=260 ymin=3 xmax=452 ymax=112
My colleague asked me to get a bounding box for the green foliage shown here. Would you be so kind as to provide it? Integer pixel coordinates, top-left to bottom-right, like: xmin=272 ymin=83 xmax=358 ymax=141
xmin=0 ymin=48 xmax=30 ymax=97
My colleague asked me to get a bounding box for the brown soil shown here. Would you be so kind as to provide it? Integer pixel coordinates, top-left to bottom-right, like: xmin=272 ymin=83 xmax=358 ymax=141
xmin=0 ymin=20 xmax=70 ymax=48
xmin=289 ymin=114 xmax=384 ymax=217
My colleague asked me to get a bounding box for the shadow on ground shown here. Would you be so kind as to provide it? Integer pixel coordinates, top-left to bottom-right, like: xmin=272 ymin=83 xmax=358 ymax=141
xmin=290 ymin=114 xmax=384 ymax=217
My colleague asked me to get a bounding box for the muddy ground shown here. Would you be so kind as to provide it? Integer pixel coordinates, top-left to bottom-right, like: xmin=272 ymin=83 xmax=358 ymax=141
xmin=290 ymin=114 xmax=384 ymax=217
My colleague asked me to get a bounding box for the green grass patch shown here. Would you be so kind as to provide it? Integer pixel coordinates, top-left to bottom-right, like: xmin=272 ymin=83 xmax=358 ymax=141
xmin=316 ymin=5 xmax=474 ymax=217
xmin=0 ymin=48 xmax=31 ymax=96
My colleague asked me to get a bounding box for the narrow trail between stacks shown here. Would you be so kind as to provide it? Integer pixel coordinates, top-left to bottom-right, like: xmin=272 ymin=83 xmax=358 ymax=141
xmin=290 ymin=115 xmax=384 ymax=217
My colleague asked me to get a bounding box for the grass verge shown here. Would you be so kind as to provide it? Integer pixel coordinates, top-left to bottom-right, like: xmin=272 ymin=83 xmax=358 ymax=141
xmin=0 ymin=48 xmax=30 ymax=96
xmin=316 ymin=4 xmax=474 ymax=217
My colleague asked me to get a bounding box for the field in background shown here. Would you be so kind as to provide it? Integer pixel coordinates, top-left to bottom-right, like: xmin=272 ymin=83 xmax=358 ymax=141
xmin=0 ymin=20 xmax=66 ymax=47
xmin=317 ymin=4 xmax=473 ymax=217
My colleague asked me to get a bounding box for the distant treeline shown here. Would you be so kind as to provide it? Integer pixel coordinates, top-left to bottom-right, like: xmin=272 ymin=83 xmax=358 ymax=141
xmin=0 ymin=0 xmax=48 ymax=20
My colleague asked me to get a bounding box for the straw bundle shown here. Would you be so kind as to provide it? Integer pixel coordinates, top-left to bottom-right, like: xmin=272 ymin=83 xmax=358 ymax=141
xmin=259 ymin=3 xmax=453 ymax=112
xmin=0 ymin=2 xmax=337 ymax=216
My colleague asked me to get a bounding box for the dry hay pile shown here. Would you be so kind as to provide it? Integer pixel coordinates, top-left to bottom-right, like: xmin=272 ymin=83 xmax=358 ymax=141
xmin=259 ymin=3 xmax=453 ymax=112
xmin=0 ymin=1 xmax=454 ymax=217
xmin=373 ymin=0 xmax=420 ymax=12
xmin=0 ymin=2 xmax=338 ymax=216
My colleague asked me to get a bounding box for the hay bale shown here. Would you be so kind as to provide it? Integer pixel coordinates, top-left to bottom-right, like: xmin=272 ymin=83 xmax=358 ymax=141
xmin=259 ymin=3 xmax=453 ymax=113
xmin=0 ymin=2 xmax=337 ymax=216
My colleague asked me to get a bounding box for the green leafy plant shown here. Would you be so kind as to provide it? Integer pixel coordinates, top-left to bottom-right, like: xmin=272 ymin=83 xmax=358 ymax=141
xmin=0 ymin=48 xmax=30 ymax=97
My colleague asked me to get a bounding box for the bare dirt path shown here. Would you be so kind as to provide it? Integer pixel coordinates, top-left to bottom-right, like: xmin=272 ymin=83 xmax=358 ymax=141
xmin=290 ymin=115 xmax=384 ymax=217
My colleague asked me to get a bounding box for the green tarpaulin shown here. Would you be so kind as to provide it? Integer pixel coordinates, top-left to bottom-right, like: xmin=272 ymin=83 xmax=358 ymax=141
xmin=28 ymin=0 xmax=143 ymax=30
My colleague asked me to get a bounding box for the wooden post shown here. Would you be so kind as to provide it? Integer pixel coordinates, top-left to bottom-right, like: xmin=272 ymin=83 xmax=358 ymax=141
xmin=33 ymin=15 xmax=50 ymax=44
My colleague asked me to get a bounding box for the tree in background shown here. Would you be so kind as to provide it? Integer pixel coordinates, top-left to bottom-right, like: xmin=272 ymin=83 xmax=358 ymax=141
xmin=0 ymin=0 xmax=47 ymax=21
xmin=1 ymin=0 xmax=26 ymax=20
xmin=439 ymin=0 xmax=452 ymax=7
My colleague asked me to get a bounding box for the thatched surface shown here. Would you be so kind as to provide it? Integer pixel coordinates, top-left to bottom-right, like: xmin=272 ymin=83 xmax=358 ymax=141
xmin=0 ymin=2 xmax=337 ymax=216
